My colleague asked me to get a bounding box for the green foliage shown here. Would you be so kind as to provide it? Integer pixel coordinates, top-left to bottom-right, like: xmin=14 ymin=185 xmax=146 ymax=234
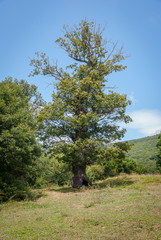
xmin=29 ymin=20 xmax=131 ymax=186
xmin=156 ymin=133 xmax=161 ymax=172
xmin=99 ymin=142 xmax=136 ymax=176
xmin=135 ymin=164 xmax=149 ymax=174
xmin=86 ymin=164 xmax=105 ymax=182
xmin=126 ymin=135 xmax=158 ymax=173
xmin=27 ymin=155 xmax=73 ymax=188
xmin=0 ymin=78 xmax=42 ymax=201
xmin=121 ymin=158 xmax=137 ymax=174
xmin=103 ymin=156 xmax=137 ymax=176
xmin=86 ymin=143 xmax=137 ymax=181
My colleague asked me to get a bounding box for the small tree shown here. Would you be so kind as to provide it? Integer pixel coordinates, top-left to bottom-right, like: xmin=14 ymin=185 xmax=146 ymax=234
xmin=30 ymin=20 xmax=131 ymax=188
xmin=0 ymin=77 xmax=42 ymax=200
xmin=156 ymin=133 xmax=161 ymax=172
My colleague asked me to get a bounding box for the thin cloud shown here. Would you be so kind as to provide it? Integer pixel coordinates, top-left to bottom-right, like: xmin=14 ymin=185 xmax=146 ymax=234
xmin=127 ymin=109 xmax=161 ymax=136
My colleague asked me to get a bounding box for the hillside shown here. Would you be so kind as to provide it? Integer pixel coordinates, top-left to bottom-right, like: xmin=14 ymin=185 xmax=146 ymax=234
xmin=127 ymin=134 xmax=159 ymax=172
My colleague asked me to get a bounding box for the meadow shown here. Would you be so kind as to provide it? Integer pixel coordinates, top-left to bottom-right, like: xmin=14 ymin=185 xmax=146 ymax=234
xmin=0 ymin=174 xmax=161 ymax=240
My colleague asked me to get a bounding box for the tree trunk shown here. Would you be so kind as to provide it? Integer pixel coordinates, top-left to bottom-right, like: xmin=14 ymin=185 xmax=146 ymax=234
xmin=71 ymin=165 xmax=92 ymax=188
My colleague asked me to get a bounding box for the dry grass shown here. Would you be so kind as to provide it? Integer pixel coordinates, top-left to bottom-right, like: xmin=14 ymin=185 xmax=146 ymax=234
xmin=0 ymin=174 xmax=161 ymax=240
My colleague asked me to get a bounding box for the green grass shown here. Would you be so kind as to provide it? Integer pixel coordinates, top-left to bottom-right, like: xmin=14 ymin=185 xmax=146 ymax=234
xmin=0 ymin=174 xmax=161 ymax=240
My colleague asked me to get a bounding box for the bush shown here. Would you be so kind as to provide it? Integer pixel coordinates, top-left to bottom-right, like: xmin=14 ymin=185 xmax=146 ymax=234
xmin=0 ymin=177 xmax=32 ymax=202
xmin=86 ymin=164 xmax=105 ymax=182
xmin=135 ymin=164 xmax=149 ymax=174
xmin=27 ymin=155 xmax=73 ymax=188
xmin=122 ymin=158 xmax=137 ymax=174
xmin=103 ymin=158 xmax=138 ymax=177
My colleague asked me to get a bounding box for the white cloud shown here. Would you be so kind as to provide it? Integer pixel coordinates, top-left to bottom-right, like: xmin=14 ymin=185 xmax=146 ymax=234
xmin=127 ymin=109 xmax=161 ymax=136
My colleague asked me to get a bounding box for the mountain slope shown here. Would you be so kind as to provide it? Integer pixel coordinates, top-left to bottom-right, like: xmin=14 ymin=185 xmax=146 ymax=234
xmin=126 ymin=134 xmax=159 ymax=172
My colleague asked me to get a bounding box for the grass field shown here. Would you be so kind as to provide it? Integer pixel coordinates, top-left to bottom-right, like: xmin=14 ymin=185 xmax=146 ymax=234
xmin=0 ymin=174 xmax=161 ymax=240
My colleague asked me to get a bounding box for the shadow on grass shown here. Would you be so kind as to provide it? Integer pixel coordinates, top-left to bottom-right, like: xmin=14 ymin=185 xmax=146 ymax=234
xmin=0 ymin=190 xmax=44 ymax=206
xmin=49 ymin=176 xmax=134 ymax=193
xmin=93 ymin=176 xmax=134 ymax=189
xmin=26 ymin=190 xmax=45 ymax=201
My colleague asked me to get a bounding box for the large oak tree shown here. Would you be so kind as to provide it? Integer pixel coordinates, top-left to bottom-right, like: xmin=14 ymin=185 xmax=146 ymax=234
xmin=30 ymin=20 xmax=131 ymax=188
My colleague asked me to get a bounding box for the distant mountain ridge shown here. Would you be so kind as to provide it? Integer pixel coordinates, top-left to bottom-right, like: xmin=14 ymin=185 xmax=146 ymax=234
xmin=126 ymin=134 xmax=159 ymax=172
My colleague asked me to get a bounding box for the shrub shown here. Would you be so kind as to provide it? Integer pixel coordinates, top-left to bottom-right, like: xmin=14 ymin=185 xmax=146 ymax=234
xmin=86 ymin=164 xmax=105 ymax=182
xmin=122 ymin=158 xmax=137 ymax=174
xmin=135 ymin=164 xmax=149 ymax=174
xmin=27 ymin=155 xmax=73 ymax=188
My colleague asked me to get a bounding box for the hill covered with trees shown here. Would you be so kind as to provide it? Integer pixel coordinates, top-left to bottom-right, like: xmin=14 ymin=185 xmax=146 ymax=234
xmin=126 ymin=134 xmax=159 ymax=172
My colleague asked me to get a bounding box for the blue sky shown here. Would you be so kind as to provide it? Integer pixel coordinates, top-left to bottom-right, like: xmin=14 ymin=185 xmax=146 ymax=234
xmin=0 ymin=0 xmax=161 ymax=140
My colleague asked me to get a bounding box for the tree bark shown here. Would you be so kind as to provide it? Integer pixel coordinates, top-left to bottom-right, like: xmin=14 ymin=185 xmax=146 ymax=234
xmin=71 ymin=165 xmax=92 ymax=188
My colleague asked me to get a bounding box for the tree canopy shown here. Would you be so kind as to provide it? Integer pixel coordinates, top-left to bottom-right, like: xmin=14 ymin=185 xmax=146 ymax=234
xmin=0 ymin=77 xmax=42 ymax=200
xmin=29 ymin=20 xmax=132 ymax=188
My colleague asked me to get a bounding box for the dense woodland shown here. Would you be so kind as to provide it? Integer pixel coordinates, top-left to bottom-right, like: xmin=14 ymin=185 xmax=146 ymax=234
xmin=0 ymin=20 xmax=161 ymax=202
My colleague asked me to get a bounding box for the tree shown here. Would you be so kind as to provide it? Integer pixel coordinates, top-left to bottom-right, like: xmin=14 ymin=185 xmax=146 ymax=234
xmin=29 ymin=20 xmax=131 ymax=188
xmin=0 ymin=77 xmax=42 ymax=200
xmin=156 ymin=133 xmax=161 ymax=172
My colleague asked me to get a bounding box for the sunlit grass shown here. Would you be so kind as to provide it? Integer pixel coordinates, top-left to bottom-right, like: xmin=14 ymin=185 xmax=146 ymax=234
xmin=0 ymin=174 xmax=161 ymax=239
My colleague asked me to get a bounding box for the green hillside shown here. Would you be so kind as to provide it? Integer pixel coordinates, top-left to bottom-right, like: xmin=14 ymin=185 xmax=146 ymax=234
xmin=127 ymin=134 xmax=159 ymax=172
